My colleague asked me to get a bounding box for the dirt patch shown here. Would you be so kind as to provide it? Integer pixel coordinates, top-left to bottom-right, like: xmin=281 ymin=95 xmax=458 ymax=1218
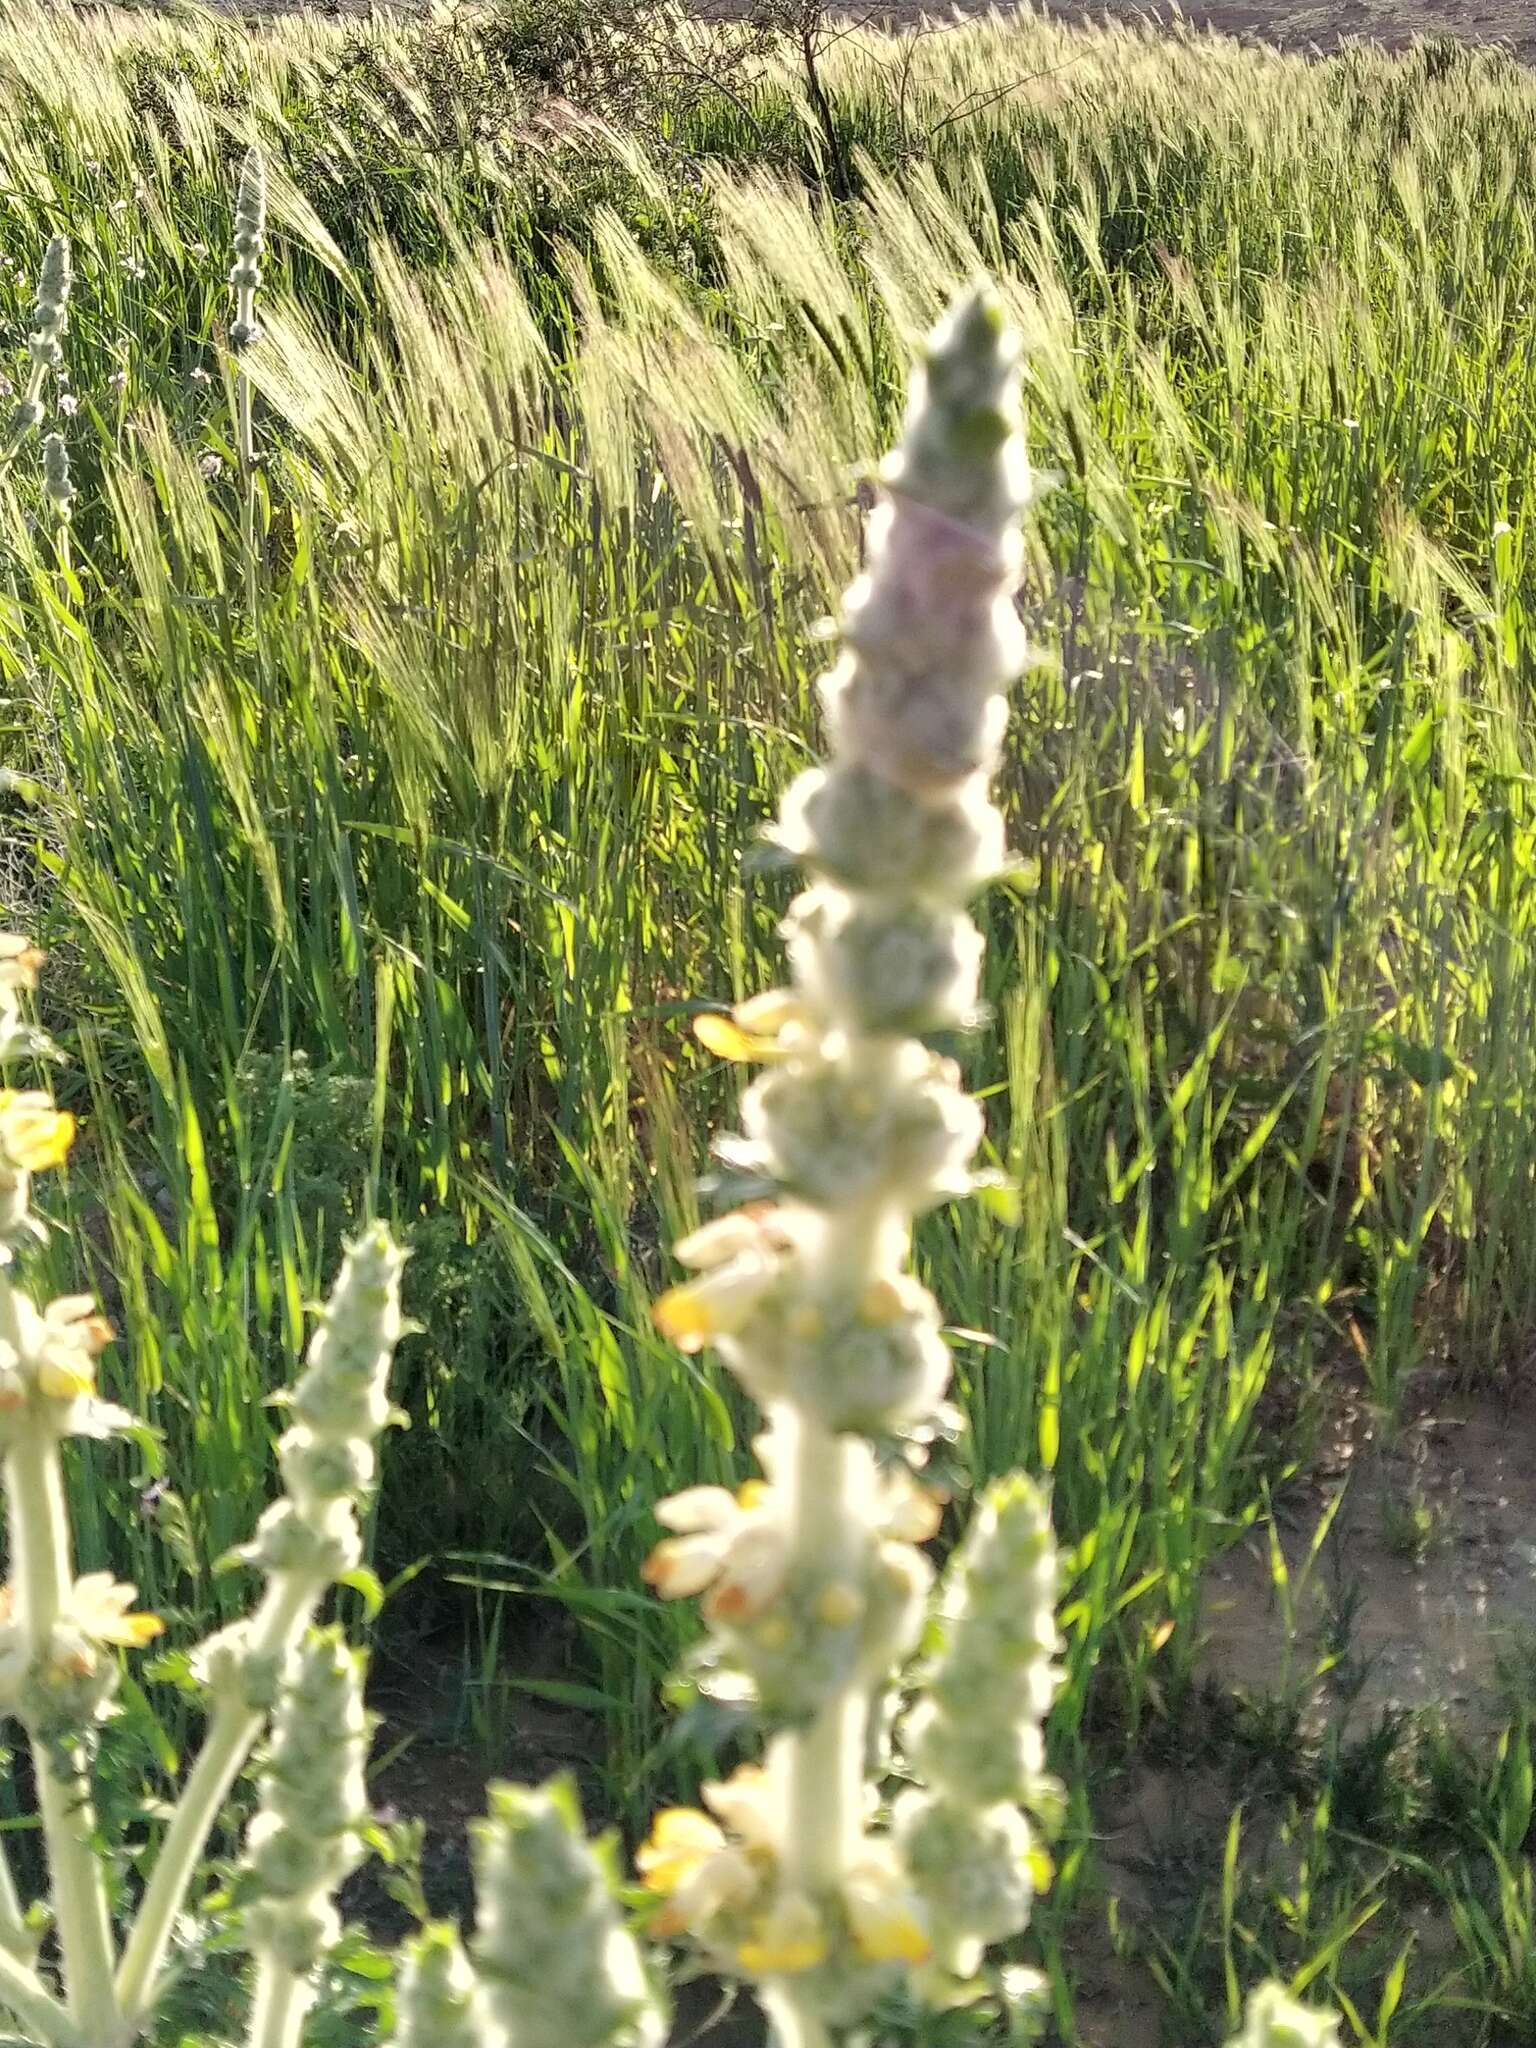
xmin=214 ymin=0 xmax=1536 ymax=62
xmin=1200 ymin=1388 xmax=1536 ymax=1736
xmin=857 ymin=0 xmax=1536 ymax=62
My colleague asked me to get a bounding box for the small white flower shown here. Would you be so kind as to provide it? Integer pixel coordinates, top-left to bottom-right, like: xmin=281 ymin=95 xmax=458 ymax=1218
xmin=653 ymin=1206 xmax=805 ymax=1354
xmin=108 ymin=369 xmax=127 ymax=392
xmin=701 ymin=1763 xmax=777 ymax=1847
xmin=1229 ymin=1985 xmax=1342 ymax=2048
xmin=642 ymin=1481 xmax=788 ymax=1621
xmin=199 ymin=453 xmax=224 ymax=480
xmin=55 ymin=393 xmax=77 ymax=417
xmin=0 ymin=935 xmax=44 ymax=997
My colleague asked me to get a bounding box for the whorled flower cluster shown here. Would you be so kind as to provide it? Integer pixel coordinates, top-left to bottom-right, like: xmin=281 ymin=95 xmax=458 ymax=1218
xmin=229 ymin=146 xmax=266 ymax=353
xmin=242 ymin=1627 xmax=370 ymax=1975
xmin=895 ymin=1474 xmax=1062 ymax=1998
xmin=472 ymin=1777 xmax=665 ymax=2048
xmin=9 ymin=236 xmax=69 ymax=445
xmin=197 ymin=1223 xmax=405 ymax=1713
xmin=41 ymin=433 xmax=73 ymax=527
xmin=0 ymin=1572 xmax=160 ymax=1750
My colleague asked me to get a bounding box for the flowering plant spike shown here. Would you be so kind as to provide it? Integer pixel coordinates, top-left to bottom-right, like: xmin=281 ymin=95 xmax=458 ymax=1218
xmin=641 ymin=285 xmax=1340 ymax=2046
xmin=640 ymin=286 xmax=1056 ymax=2044
xmin=5 ymin=235 xmax=69 ymax=459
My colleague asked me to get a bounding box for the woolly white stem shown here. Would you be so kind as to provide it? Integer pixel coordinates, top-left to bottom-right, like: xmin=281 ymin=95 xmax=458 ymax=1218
xmin=247 ymin=1953 xmax=313 ymax=2048
xmin=115 ymin=1570 xmax=319 ymax=2024
xmin=3 ymin=1429 xmax=123 ymax=2044
xmin=0 ymin=1936 xmax=85 ymax=2047
xmin=772 ymin=1414 xmax=871 ymax=1892
xmin=0 ymin=1843 xmax=29 ymax=1956
xmin=760 ymin=1981 xmax=835 ymax=2048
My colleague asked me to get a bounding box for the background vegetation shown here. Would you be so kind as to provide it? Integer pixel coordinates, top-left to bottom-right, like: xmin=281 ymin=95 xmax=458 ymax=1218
xmin=3 ymin=0 xmax=1536 ymax=2036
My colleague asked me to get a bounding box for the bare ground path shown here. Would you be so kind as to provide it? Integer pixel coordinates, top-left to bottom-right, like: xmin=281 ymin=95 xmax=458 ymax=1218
xmin=854 ymin=0 xmax=1536 ymax=62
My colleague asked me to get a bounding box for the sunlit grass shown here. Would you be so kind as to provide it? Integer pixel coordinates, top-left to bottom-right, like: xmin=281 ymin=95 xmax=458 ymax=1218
xmin=0 ymin=2 xmax=1534 ymax=2034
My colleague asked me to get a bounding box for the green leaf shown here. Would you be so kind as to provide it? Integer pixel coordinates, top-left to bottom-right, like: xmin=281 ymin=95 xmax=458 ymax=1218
xmin=337 ymin=1566 xmax=386 ymax=1618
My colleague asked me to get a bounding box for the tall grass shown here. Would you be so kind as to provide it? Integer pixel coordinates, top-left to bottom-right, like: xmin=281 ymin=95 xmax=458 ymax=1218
xmin=0 ymin=0 xmax=1533 ymax=1935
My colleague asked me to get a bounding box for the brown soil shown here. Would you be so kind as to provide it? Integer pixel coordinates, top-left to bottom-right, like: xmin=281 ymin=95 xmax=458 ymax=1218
xmin=1201 ymin=1386 xmax=1536 ymax=1734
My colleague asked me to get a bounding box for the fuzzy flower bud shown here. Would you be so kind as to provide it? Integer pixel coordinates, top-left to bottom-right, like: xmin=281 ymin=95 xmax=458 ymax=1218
xmin=392 ymin=1923 xmax=485 ymax=2048
xmin=9 ymin=237 xmax=69 ymax=448
xmin=243 ymin=1627 xmax=370 ymax=1974
xmin=727 ymin=1042 xmax=983 ymax=1214
xmin=240 ymin=1225 xmax=404 ymax=1580
xmin=472 ymin=1777 xmax=665 ymax=2048
xmin=228 ymin=145 xmax=266 ymax=350
xmin=1228 ymin=1986 xmax=1342 ymax=2048
xmin=904 ymin=1472 xmax=1062 ymax=1809
xmin=784 ymin=887 xmax=985 ymax=1037
xmin=27 ymin=238 xmax=70 ymax=376
xmin=719 ymin=1269 xmax=953 ymax=1435
xmin=41 ymin=432 xmax=73 ymax=522
xmin=893 ymin=1789 xmax=1033 ymax=1978
xmin=772 ymin=765 xmax=1007 ymax=904
xmin=822 ymin=288 xmax=1033 ymax=798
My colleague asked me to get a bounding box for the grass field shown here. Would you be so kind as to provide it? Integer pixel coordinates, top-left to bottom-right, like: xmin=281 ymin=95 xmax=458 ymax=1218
xmin=3 ymin=0 xmax=1536 ymax=2038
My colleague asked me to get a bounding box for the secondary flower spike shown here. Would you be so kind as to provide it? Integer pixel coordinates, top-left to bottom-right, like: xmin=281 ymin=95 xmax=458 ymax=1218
xmin=472 ymin=1776 xmax=666 ymax=2048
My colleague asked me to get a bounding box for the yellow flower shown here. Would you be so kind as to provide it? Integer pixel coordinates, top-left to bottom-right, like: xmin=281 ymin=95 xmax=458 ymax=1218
xmin=29 ymin=1294 xmax=114 ymax=1399
xmin=65 ymin=1573 xmax=163 ymax=1649
xmin=736 ymin=1893 xmax=828 ymax=1975
xmin=844 ymin=1846 xmax=932 ymax=1966
xmin=636 ymin=1805 xmax=759 ymax=1938
xmin=693 ymin=990 xmax=813 ymax=1064
xmin=0 ymin=1091 xmax=74 ymax=1173
xmin=694 ymin=1014 xmax=781 ymax=1063
xmin=637 ymin=1808 xmax=728 ymax=1896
